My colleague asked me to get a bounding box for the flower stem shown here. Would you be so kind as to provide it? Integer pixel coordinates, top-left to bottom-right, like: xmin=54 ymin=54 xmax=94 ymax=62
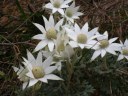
xmin=101 ymin=56 xmax=108 ymax=71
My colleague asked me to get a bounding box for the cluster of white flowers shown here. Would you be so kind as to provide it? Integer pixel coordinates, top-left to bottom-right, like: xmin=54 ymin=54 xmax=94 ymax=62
xmin=13 ymin=0 xmax=128 ymax=90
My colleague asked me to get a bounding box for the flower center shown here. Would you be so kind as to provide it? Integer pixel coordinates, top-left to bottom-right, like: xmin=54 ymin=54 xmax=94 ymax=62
xmin=99 ymin=39 xmax=109 ymax=48
xmin=32 ymin=66 xmax=45 ymax=79
xmin=57 ymin=41 xmax=65 ymax=52
xmin=53 ymin=1 xmax=61 ymax=8
xmin=77 ymin=34 xmax=87 ymax=44
xmin=46 ymin=28 xmax=57 ymax=39
xmin=66 ymin=10 xmax=73 ymax=17
xmin=122 ymin=48 xmax=128 ymax=55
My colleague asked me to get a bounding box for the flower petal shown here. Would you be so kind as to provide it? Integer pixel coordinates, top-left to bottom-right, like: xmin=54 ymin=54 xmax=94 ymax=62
xmin=58 ymin=9 xmax=64 ymax=15
xmin=27 ymin=50 xmax=36 ymax=65
xmin=42 ymin=56 xmax=53 ymax=69
xmin=36 ymin=51 xmax=43 ymax=66
xmin=28 ymin=79 xmax=38 ymax=87
xmin=33 ymin=23 xmax=46 ymax=34
xmin=22 ymin=82 xmax=28 ymax=90
xmin=117 ymin=54 xmax=124 ymax=61
xmin=81 ymin=22 xmax=88 ymax=33
xmin=45 ymin=66 xmax=57 ymax=74
xmin=34 ymin=40 xmax=48 ymax=52
xmin=39 ymin=77 xmax=48 ymax=83
xmin=45 ymin=74 xmax=63 ymax=80
xmin=91 ymin=50 xmax=101 ymax=61
xmin=109 ymin=37 xmax=118 ymax=44
xmin=101 ymin=49 xmax=106 ymax=57
xmin=32 ymin=34 xmax=45 ymax=40
xmin=69 ymin=41 xmax=78 ymax=48
xmin=48 ymin=41 xmax=54 ymax=51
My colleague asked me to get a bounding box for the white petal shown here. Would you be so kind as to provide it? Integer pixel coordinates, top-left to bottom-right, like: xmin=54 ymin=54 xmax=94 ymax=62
xmin=61 ymin=4 xmax=69 ymax=8
xmin=39 ymin=77 xmax=48 ymax=83
xmin=81 ymin=22 xmax=88 ymax=33
xmin=26 ymin=72 xmax=35 ymax=79
xmin=58 ymin=9 xmax=64 ymax=15
xmin=49 ymin=15 xmax=55 ymax=26
xmin=124 ymin=39 xmax=128 ymax=46
xmin=48 ymin=41 xmax=54 ymax=52
xmin=34 ymin=40 xmax=48 ymax=52
xmin=45 ymin=66 xmax=57 ymax=74
xmin=22 ymin=82 xmax=28 ymax=90
xmin=69 ymin=41 xmax=78 ymax=48
xmin=75 ymin=23 xmax=81 ymax=34
xmin=55 ymin=18 xmax=64 ymax=31
xmin=65 ymin=28 xmax=75 ymax=35
xmin=27 ymin=50 xmax=36 ymax=65
xmin=106 ymin=47 xmax=116 ymax=55
xmin=101 ymin=50 xmax=106 ymax=57
xmin=32 ymin=34 xmax=45 ymax=40
xmin=63 ymin=0 xmax=72 ymax=5
xmin=52 ymin=8 xmax=58 ymax=14
xmin=109 ymin=43 xmax=122 ymax=51
xmin=68 ymin=33 xmax=77 ymax=41
xmin=109 ymin=37 xmax=118 ymax=44
xmin=43 ymin=16 xmax=51 ymax=31
xmin=22 ymin=58 xmax=33 ymax=71
xmin=78 ymin=44 xmax=85 ymax=49
xmin=12 ymin=66 xmax=19 ymax=72
xmin=56 ymin=62 xmax=62 ymax=71
xmin=45 ymin=3 xmax=53 ymax=9
xmin=91 ymin=50 xmax=101 ymax=61
xmin=42 ymin=56 xmax=53 ymax=69
xmin=124 ymin=56 xmax=128 ymax=60
xmin=117 ymin=54 xmax=124 ymax=61
xmin=28 ymin=79 xmax=38 ymax=87
xmin=45 ymin=74 xmax=63 ymax=80
xmin=88 ymin=27 xmax=98 ymax=38
xmin=36 ymin=51 xmax=43 ymax=66
xmin=33 ymin=23 xmax=46 ymax=34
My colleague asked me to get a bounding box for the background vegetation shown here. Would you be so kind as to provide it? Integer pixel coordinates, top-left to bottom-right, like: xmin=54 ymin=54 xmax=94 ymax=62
xmin=0 ymin=0 xmax=128 ymax=96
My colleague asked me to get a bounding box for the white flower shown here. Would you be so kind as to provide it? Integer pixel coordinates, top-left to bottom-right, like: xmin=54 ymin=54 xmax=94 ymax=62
xmin=12 ymin=66 xmax=29 ymax=89
xmin=65 ymin=23 xmax=99 ymax=49
xmin=117 ymin=39 xmax=128 ymax=61
xmin=42 ymin=34 xmax=74 ymax=71
xmin=22 ymin=50 xmax=63 ymax=88
xmin=91 ymin=31 xmax=121 ymax=61
xmin=32 ymin=15 xmax=63 ymax=52
xmin=64 ymin=2 xmax=83 ymax=23
xmin=44 ymin=0 xmax=72 ymax=15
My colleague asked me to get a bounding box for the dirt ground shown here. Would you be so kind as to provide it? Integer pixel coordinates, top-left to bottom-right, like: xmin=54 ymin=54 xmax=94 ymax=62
xmin=0 ymin=0 xmax=128 ymax=95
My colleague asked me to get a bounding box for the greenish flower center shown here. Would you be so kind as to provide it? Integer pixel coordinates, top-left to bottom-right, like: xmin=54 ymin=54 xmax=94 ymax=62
xmin=46 ymin=28 xmax=57 ymax=39
xmin=99 ymin=39 xmax=109 ymax=48
xmin=122 ymin=48 xmax=128 ymax=55
xmin=53 ymin=1 xmax=61 ymax=8
xmin=66 ymin=10 xmax=73 ymax=17
xmin=77 ymin=34 xmax=87 ymax=44
xmin=57 ymin=41 xmax=65 ymax=52
xmin=32 ymin=66 xmax=45 ymax=79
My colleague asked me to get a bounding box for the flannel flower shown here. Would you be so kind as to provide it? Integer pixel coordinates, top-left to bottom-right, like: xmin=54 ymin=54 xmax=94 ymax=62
xmin=22 ymin=50 xmax=63 ymax=88
xmin=65 ymin=23 xmax=99 ymax=49
xmin=42 ymin=33 xmax=74 ymax=71
xmin=13 ymin=65 xmax=29 ymax=89
xmin=91 ymin=31 xmax=121 ymax=61
xmin=117 ymin=39 xmax=128 ymax=61
xmin=33 ymin=15 xmax=63 ymax=52
xmin=44 ymin=0 xmax=72 ymax=15
xmin=64 ymin=2 xmax=83 ymax=23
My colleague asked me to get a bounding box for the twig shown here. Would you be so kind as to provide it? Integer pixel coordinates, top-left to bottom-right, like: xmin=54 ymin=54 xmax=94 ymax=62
xmin=0 ymin=41 xmax=36 ymax=46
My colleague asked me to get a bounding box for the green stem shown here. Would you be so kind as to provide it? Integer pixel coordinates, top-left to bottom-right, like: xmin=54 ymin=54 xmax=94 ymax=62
xmin=102 ymin=56 xmax=108 ymax=71
xmin=66 ymin=61 xmax=73 ymax=95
